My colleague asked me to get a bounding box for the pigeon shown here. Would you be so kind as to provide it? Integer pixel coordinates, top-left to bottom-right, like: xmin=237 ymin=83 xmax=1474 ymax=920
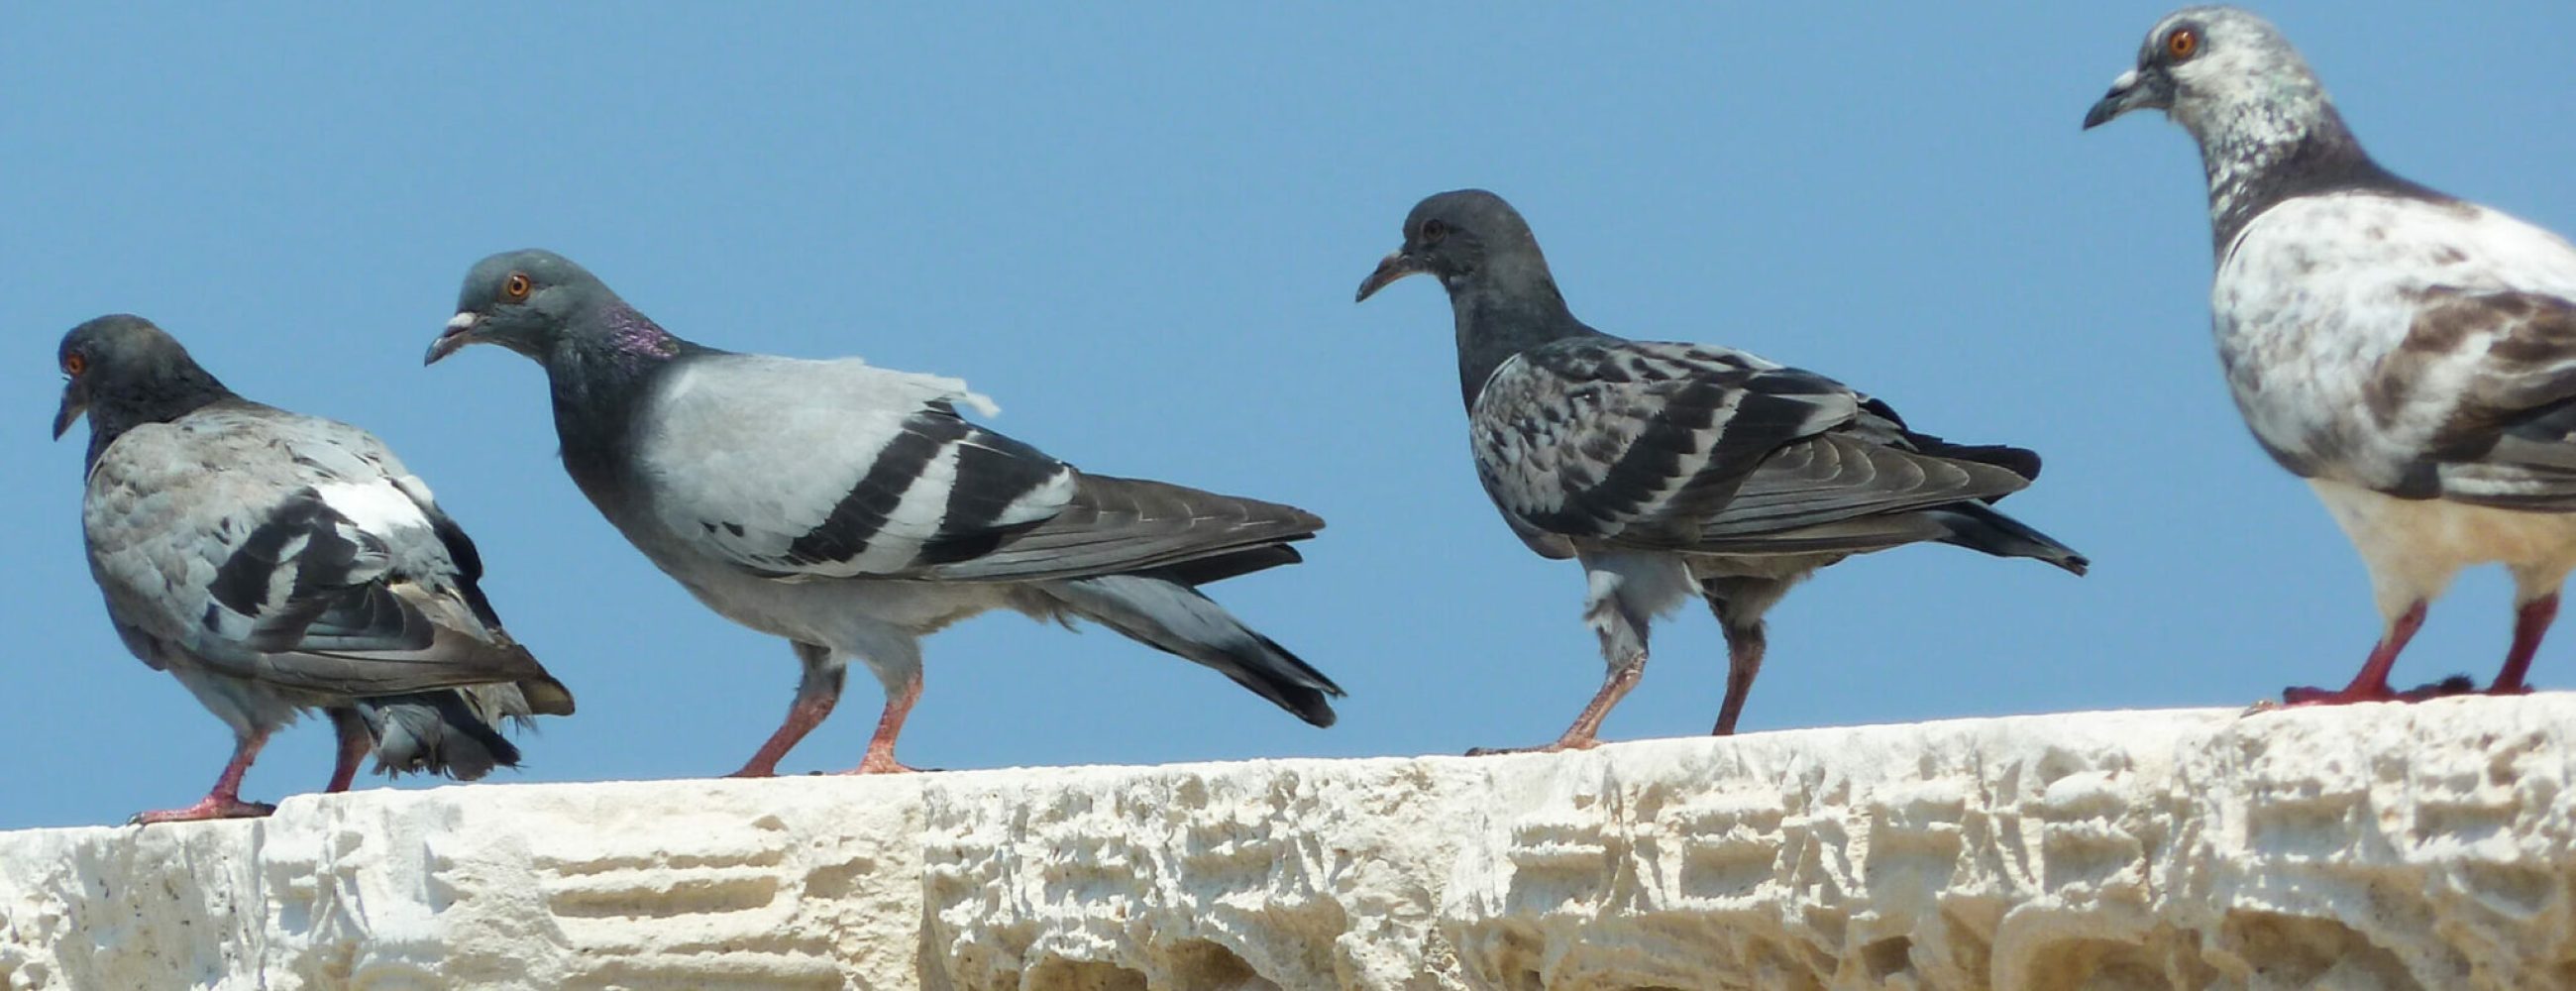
xmin=1356 ymin=190 xmax=2088 ymax=750
xmin=2085 ymin=7 xmax=2576 ymax=704
xmin=425 ymin=249 xmax=1341 ymax=775
xmin=54 ymin=315 xmax=573 ymax=824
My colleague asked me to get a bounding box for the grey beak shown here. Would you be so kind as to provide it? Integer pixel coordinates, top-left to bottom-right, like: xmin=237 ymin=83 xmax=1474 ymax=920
xmin=1355 ymin=250 xmax=1424 ymax=302
xmin=52 ymin=384 xmax=85 ymax=440
xmin=2083 ymin=67 xmax=2163 ymax=130
xmin=424 ymin=312 xmax=479 ymax=366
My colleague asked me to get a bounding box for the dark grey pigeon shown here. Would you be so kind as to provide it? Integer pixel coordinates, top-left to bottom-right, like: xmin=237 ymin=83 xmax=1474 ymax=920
xmin=426 ymin=250 xmax=1341 ymax=775
xmin=2087 ymin=6 xmax=2576 ymax=705
xmin=54 ymin=315 xmax=573 ymax=824
xmin=1356 ymin=190 xmax=2087 ymax=751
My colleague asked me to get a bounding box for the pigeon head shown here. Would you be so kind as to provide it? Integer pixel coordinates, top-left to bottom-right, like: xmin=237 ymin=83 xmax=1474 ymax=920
xmin=53 ymin=314 xmax=231 ymax=442
xmin=2084 ymin=7 xmax=2331 ymax=145
xmin=1355 ymin=189 xmax=1555 ymax=303
xmin=427 ymin=249 xmax=620 ymax=366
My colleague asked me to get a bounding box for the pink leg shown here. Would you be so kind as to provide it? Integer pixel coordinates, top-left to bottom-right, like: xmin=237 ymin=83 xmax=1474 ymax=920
xmin=1712 ymin=623 xmax=1767 ymax=737
xmin=133 ymin=731 xmax=277 ymax=825
xmin=324 ymin=709 xmax=372 ymax=794
xmin=838 ymin=669 xmax=924 ymax=775
xmin=2284 ymin=601 xmax=2426 ymax=706
xmin=732 ymin=677 xmax=844 ymax=779
xmin=1469 ymin=657 xmax=1645 ymax=756
xmin=2491 ymin=593 xmax=2558 ymax=696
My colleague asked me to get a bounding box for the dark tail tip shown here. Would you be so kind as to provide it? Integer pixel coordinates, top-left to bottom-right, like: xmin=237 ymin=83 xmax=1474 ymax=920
xmin=1927 ymin=503 xmax=2089 ymax=576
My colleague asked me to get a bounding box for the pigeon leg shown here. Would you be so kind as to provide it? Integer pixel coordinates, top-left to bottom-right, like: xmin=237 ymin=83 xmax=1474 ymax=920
xmin=134 ymin=730 xmax=277 ymax=825
xmin=324 ymin=708 xmax=372 ymax=793
xmin=2491 ymin=592 xmax=2558 ymax=695
xmin=1469 ymin=655 xmax=1645 ymax=756
xmin=731 ymin=643 xmax=845 ymax=778
xmin=1712 ymin=621 xmax=1767 ymax=736
xmin=2283 ymin=601 xmax=2426 ymax=706
xmin=842 ymin=668 xmax=924 ymax=775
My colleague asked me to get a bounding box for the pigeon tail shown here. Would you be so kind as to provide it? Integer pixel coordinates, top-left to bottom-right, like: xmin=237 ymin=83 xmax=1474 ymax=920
xmin=1039 ymin=574 xmax=1342 ymax=727
xmin=1923 ymin=502 xmax=2090 ymax=576
xmin=356 ymin=690 xmax=524 ymax=781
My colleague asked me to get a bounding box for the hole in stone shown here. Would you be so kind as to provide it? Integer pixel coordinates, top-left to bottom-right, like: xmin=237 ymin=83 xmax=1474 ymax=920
xmin=1862 ymin=936 xmax=1913 ymax=980
xmin=1022 ymin=958 xmax=1148 ymax=991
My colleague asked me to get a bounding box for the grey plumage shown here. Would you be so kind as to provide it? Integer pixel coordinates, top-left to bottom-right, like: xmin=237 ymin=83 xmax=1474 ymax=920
xmin=2087 ymin=6 xmax=2576 ymax=703
xmin=1357 ymin=189 xmax=2085 ymax=747
xmin=55 ymin=315 xmax=571 ymax=824
xmin=427 ymin=249 xmax=1340 ymax=774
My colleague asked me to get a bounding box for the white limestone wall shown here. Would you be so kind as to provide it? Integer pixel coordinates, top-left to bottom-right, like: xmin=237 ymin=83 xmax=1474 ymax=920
xmin=2 ymin=697 xmax=2573 ymax=990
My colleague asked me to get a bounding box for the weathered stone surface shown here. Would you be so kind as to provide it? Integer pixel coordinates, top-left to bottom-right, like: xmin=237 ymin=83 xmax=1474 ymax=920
xmin=3 ymin=697 xmax=2573 ymax=990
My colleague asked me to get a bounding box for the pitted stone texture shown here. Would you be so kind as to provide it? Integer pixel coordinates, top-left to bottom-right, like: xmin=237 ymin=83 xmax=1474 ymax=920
xmin=3 ymin=698 xmax=2574 ymax=990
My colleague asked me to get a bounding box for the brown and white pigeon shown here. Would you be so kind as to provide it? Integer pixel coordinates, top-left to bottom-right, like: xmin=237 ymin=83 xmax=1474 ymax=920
xmin=2086 ymin=6 xmax=2576 ymax=704
xmin=426 ymin=250 xmax=1341 ymax=775
xmin=1356 ymin=189 xmax=2087 ymax=751
xmin=55 ymin=315 xmax=573 ymax=824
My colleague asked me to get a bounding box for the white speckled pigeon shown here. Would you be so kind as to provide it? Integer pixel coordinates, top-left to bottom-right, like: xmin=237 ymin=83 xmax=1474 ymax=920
xmin=2087 ymin=7 xmax=2576 ymax=705
xmin=54 ymin=315 xmax=573 ymax=824
xmin=1356 ymin=190 xmax=2087 ymax=751
xmin=425 ymin=250 xmax=1341 ymax=775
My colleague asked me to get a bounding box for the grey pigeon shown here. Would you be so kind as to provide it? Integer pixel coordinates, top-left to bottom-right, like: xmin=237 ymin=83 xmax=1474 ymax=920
xmin=54 ymin=315 xmax=573 ymax=824
xmin=2087 ymin=7 xmax=2576 ymax=704
xmin=426 ymin=250 xmax=1341 ymax=775
xmin=1356 ymin=190 xmax=2087 ymax=750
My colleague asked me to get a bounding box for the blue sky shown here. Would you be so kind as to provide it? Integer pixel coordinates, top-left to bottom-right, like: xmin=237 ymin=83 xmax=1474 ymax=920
xmin=6 ymin=3 xmax=2572 ymax=828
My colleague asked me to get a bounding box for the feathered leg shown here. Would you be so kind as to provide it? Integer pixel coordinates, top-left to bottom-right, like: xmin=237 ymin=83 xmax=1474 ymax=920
xmin=325 ymin=708 xmax=372 ymax=793
xmin=134 ymin=729 xmax=276 ymax=825
xmin=1473 ymin=551 xmax=1691 ymax=755
xmin=1700 ymin=575 xmax=1795 ymax=736
xmin=731 ymin=642 xmax=844 ymax=778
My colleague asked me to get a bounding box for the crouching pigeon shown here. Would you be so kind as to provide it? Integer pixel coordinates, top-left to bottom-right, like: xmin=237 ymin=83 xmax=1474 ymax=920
xmin=1356 ymin=190 xmax=2087 ymax=751
xmin=2086 ymin=7 xmax=2576 ymax=704
xmin=54 ymin=315 xmax=573 ymax=824
xmin=425 ymin=250 xmax=1341 ymax=775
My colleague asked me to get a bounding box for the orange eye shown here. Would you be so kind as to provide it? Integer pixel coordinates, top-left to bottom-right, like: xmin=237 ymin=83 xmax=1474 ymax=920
xmin=62 ymin=353 xmax=85 ymax=377
xmin=501 ymin=272 xmax=534 ymax=302
xmin=1421 ymin=219 xmax=1449 ymax=244
xmin=2167 ymin=28 xmax=2200 ymax=60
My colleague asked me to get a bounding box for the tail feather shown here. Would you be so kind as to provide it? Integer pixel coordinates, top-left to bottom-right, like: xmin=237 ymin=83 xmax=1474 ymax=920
xmin=1042 ymin=574 xmax=1342 ymax=727
xmin=1924 ymin=502 xmax=2089 ymax=576
xmin=357 ymin=690 xmax=524 ymax=781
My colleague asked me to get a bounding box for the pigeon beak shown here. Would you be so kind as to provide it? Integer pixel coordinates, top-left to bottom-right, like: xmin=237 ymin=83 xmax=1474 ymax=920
xmin=424 ymin=312 xmax=480 ymax=366
xmin=1355 ymin=250 xmax=1425 ymax=303
xmin=2083 ymin=67 xmax=2168 ymax=130
xmin=52 ymin=382 xmax=86 ymax=440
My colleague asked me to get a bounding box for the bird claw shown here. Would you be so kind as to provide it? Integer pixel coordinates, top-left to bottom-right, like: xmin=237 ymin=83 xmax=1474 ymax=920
xmin=2274 ymin=674 xmax=2479 ymax=708
xmin=130 ymin=797 xmax=276 ymax=826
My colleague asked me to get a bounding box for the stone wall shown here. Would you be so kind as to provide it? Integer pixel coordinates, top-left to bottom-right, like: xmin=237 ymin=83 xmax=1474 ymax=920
xmin=3 ymin=697 xmax=2572 ymax=989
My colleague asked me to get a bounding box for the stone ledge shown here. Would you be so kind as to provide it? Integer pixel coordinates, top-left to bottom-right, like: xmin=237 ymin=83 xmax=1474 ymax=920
xmin=3 ymin=697 xmax=2573 ymax=990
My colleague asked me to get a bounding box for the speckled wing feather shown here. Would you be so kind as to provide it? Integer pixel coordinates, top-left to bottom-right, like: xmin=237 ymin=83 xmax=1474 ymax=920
xmin=83 ymin=403 xmax=558 ymax=700
xmin=1469 ymin=339 xmax=2028 ymax=553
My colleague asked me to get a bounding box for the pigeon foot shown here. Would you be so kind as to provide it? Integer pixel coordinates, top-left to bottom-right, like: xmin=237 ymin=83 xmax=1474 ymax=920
xmin=131 ymin=797 xmax=276 ymax=826
xmin=1465 ymin=736 xmax=1604 ymax=757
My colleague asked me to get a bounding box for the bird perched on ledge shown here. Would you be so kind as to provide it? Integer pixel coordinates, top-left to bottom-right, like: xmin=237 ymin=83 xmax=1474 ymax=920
xmin=55 ymin=315 xmax=572 ymax=824
xmin=427 ymin=249 xmax=1342 ymax=775
xmin=1356 ymin=189 xmax=2087 ymax=751
xmin=2086 ymin=6 xmax=2576 ymax=704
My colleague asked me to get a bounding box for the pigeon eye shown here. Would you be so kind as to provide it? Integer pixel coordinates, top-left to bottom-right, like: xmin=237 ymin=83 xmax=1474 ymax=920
xmin=2166 ymin=28 xmax=2200 ymax=60
xmin=501 ymin=273 xmax=534 ymax=303
xmin=1420 ymin=219 xmax=1449 ymax=245
xmin=61 ymin=354 xmax=85 ymax=377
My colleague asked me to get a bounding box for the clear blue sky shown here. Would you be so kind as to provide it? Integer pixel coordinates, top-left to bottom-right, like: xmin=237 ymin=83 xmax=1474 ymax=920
xmin=7 ymin=3 xmax=2572 ymax=828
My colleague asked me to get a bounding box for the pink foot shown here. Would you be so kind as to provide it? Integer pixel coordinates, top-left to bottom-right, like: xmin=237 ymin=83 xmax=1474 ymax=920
xmin=131 ymin=797 xmax=276 ymax=826
xmin=1466 ymin=736 xmax=1604 ymax=757
xmin=836 ymin=751 xmax=924 ymax=775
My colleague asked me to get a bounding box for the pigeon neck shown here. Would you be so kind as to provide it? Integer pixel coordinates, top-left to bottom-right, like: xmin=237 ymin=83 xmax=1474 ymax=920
xmin=1448 ymin=274 xmax=1596 ymax=407
xmin=82 ymin=364 xmax=235 ymax=469
xmin=546 ymin=302 xmax=690 ymax=485
xmin=2190 ymin=98 xmax=2414 ymax=259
